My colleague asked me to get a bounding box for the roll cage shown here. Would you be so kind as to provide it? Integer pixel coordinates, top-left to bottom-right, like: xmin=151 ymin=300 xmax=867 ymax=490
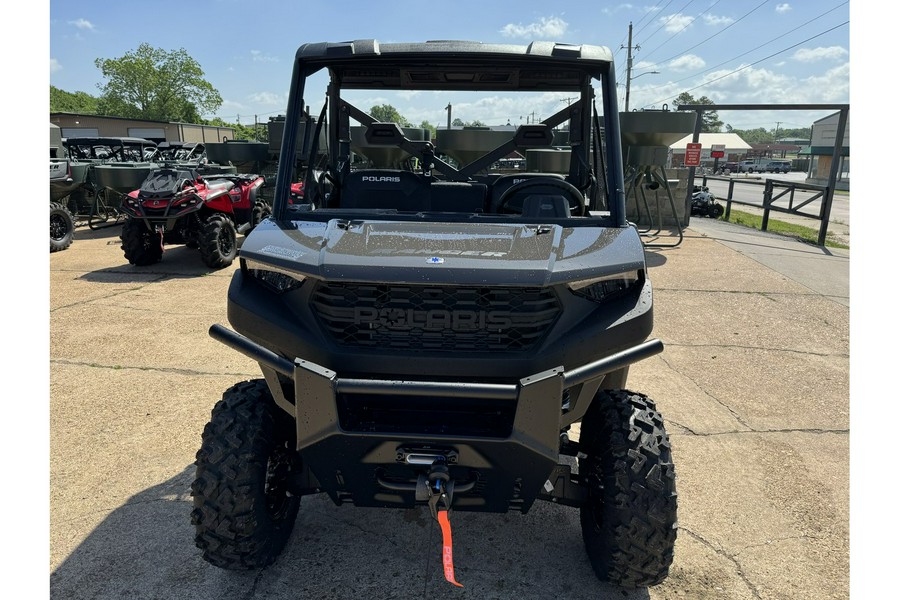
xmin=270 ymin=40 xmax=628 ymax=228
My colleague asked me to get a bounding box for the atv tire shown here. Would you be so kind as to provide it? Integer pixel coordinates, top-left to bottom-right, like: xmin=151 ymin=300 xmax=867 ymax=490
xmin=579 ymin=390 xmax=677 ymax=588
xmin=191 ymin=379 xmax=301 ymax=570
xmin=121 ymin=219 xmax=163 ymax=266
xmin=711 ymin=204 xmax=724 ymax=219
xmin=199 ymin=214 xmax=237 ymax=269
xmin=249 ymin=201 xmax=271 ymax=232
xmin=50 ymin=202 xmax=75 ymax=253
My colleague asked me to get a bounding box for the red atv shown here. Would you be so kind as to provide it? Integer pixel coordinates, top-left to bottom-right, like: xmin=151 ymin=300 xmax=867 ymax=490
xmin=119 ymin=168 xmax=269 ymax=268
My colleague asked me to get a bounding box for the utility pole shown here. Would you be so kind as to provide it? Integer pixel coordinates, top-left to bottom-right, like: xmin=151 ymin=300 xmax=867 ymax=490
xmin=445 ymin=103 xmax=452 ymax=130
xmin=774 ymin=121 xmax=781 ymax=140
xmin=622 ymin=22 xmax=640 ymax=112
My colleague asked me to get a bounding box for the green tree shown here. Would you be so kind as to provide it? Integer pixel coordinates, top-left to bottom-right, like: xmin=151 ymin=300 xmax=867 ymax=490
xmin=94 ymin=43 xmax=222 ymax=122
xmin=419 ymin=120 xmax=437 ymax=138
xmin=674 ymin=92 xmax=723 ymax=133
xmin=204 ymin=117 xmax=264 ymax=141
xmin=369 ymin=104 xmax=411 ymax=126
xmin=50 ymin=86 xmax=100 ymax=114
xmin=451 ymin=118 xmax=487 ymax=127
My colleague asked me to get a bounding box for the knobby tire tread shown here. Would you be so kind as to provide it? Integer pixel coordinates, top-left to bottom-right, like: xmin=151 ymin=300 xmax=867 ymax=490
xmin=579 ymin=389 xmax=678 ymax=588
xmin=191 ymin=379 xmax=300 ymax=570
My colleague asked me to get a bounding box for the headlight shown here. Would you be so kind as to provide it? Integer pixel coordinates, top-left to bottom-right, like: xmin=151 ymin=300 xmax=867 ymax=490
xmin=568 ymin=270 xmax=642 ymax=303
xmin=244 ymin=259 xmax=306 ymax=293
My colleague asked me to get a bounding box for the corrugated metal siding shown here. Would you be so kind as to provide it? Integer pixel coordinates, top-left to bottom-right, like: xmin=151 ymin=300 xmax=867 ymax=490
xmin=49 ymin=113 xmax=235 ymax=144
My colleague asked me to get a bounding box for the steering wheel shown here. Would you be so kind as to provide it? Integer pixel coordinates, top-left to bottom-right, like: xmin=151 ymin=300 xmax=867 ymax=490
xmin=495 ymin=178 xmax=587 ymax=216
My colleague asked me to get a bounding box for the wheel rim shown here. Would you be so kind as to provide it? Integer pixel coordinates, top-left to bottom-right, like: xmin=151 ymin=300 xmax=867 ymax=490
xmin=50 ymin=214 xmax=69 ymax=241
xmin=265 ymin=444 xmax=295 ymax=519
xmin=218 ymin=226 xmax=234 ymax=255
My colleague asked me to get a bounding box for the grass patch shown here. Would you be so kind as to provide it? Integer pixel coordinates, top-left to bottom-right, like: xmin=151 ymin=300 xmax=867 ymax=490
xmin=723 ymin=209 xmax=849 ymax=250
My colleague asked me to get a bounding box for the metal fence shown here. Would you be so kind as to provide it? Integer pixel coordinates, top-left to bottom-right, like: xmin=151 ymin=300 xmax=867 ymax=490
xmin=698 ymin=175 xmax=832 ymax=244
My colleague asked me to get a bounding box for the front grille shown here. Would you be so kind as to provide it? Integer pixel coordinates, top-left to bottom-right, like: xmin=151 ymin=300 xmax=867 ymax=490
xmin=311 ymin=282 xmax=561 ymax=352
xmin=141 ymin=207 xmax=169 ymax=218
xmin=337 ymin=393 xmax=515 ymax=436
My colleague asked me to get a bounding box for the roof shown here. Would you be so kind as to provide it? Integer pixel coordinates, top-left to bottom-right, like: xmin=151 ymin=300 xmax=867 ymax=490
xmin=669 ymin=133 xmax=752 ymax=151
xmin=293 ymin=40 xmax=615 ymax=91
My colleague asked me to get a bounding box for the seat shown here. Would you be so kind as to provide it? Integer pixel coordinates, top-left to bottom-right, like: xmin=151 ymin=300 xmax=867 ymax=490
xmin=339 ymin=170 xmax=430 ymax=211
xmin=429 ymin=182 xmax=487 ymax=213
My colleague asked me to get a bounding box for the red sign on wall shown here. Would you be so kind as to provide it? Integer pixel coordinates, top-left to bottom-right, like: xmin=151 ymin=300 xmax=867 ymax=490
xmin=684 ymin=143 xmax=702 ymax=167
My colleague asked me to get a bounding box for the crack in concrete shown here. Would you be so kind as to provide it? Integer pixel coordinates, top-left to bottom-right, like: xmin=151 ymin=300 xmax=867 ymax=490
xmin=51 ymin=358 xmax=256 ymax=379
xmin=655 ymin=287 xmax=823 ymax=297
xmin=311 ymin=509 xmax=402 ymax=548
xmin=241 ymin=569 xmax=267 ymax=600
xmin=664 ymin=341 xmax=848 ymax=359
xmin=680 ymin=526 xmax=763 ymax=600
xmin=733 ymin=534 xmax=829 ymax=557
xmin=659 ymin=354 xmax=755 ymax=431
xmin=50 ymin=275 xmax=171 ymax=312
xmin=667 ymin=419 xmax=849 ymax=437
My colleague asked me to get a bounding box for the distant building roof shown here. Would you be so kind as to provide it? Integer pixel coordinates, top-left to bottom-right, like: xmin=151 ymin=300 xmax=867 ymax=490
xmin=669 ymin=132 xmax=751 ymax=151
xmin=749 ymin=143 xmax=803 ymax=153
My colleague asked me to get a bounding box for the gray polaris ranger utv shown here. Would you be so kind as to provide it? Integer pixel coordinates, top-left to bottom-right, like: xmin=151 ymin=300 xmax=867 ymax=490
xmin=192 ymin=39 xmax=677 ymax=589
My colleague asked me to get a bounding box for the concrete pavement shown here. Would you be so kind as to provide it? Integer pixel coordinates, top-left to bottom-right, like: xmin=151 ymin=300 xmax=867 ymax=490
xmin=49 ymin=217 xmax=849 ymax=599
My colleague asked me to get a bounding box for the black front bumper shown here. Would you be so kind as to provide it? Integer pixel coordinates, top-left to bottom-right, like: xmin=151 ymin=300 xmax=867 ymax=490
xmin=210 ymin=324 xmax=663 ymax=513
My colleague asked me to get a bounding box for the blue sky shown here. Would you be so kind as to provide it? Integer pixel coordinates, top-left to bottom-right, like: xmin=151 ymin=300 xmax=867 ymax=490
xmin=48 ymin=0 xmax=851 ymax=132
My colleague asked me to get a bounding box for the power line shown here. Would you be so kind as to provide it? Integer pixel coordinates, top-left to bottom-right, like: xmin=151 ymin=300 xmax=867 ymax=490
xmin=637 ymin=0 xmax=699 ymax=48
xmin=642 ymin=20 xmax=849 ymax=108
xmin=633 ymin=0 xmax=679 ymax=37
xmin=640 ymin=0 xmax=724 ymax=62
xmin=640 ymin=1 xmax=849 ymax=94
xmin=616 ymin=0 xmax=694 ymax=82
xmin=614 ymin=0 xmax=672 ymax=58
xmin=649 ymin=0 xmax=772 ymax=67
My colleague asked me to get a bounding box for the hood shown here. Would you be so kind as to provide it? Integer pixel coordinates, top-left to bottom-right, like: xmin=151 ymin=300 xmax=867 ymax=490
xmin=239 ymin=218 xmax=646 ymax=287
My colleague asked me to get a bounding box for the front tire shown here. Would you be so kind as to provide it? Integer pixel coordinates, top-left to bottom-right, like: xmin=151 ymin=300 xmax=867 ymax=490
xmin=50 ymin=202 xmax=75 ymax=252
xmin=579 ymin=390 xmax=677 ymax=588
xmin=191 ymin=379 xmax=301 ymax=570
xmin=120 ymin=219 xmax=163 ymax=266
xmin=248 ymin=200 xmax=271 ymax=233
xmin=199 ymin=214 xmax=237 ymax=269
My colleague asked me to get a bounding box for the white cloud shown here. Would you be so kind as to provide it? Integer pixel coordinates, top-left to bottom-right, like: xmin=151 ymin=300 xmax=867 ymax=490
xmin=661 ymin=14 xmax=694 ymax=34
xmin=500 ymin=16 xmax=568 ymax=39
xmin=248 ymin=92 xmax=284 ymax=105
xmin=50 ymin=58 xmax=61 ymax=74
xmin=792 ymin=46 xmax=849 ymax=62
xmin=250 ymin=50 xmax=278 ymax=63
xmin=703 ymin=14 xmax=734 ymax=26
xmin=600 ymin=4 xmax=634 ymax=16
xmin=68 ymin=18 xmax=94 ymax=31
xmin=669 ymin=54 xmax=706 ymax=71
xmin=775 ymin=4 xmax=792 ymax=14
xmin=799 ymin=63 xmax=850 ymax=102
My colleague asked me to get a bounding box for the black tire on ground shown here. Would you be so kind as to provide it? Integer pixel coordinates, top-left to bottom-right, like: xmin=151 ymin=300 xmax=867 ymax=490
xmin=191 ymin=379 xmax=301 ymax=570
xmin=579 ymin=389 xmax=677 ymax=588
xmin=120 ymin=218 xmax=163 ymax=265
xmin=199 ymin=214 xmax=237 ymax=269
xmin=50 ymin=202 xmax=75 ymax=253
xmin=711 ymin=203 xmax=724 ymax=218
xmin=248 ymin=201 xmax=271 ymax=232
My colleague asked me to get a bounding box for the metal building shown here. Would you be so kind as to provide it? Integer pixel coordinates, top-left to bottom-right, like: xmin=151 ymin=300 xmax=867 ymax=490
xmin=49 ymin=113 xmax=235 ymax=144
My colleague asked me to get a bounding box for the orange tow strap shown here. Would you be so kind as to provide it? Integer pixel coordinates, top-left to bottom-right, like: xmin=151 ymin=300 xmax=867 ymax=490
xmin=437 ymin=510 xmax=463 ymax=587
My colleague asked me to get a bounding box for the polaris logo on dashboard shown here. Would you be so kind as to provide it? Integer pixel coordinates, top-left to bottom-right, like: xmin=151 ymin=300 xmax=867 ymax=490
xmin=361 ymin=176 xmax=402 ymax=183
